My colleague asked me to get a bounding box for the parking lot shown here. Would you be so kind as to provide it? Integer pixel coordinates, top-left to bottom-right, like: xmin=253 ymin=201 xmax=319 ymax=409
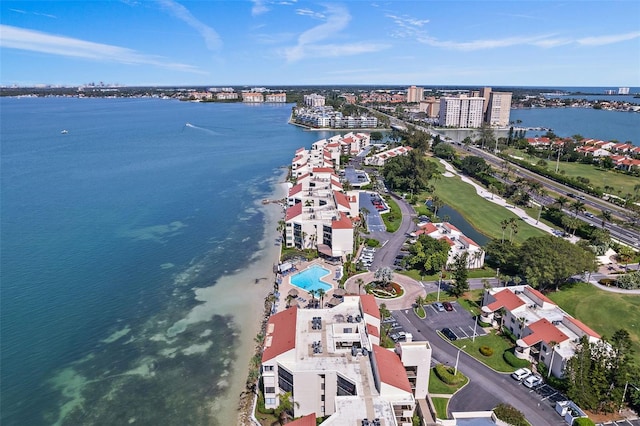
xmin=360 ymin=192 xmax=387 ymax=232
xmin=421 ymin=301 xmax=487 ymax=340
xmin=597 ymin=420 xmax=640 ymax=426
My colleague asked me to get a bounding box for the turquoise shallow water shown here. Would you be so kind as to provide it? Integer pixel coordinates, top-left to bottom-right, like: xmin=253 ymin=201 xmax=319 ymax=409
xmin=290 ymin=265 xmax=333 ymax=292
xmin=0 ymin=98 xmax=333 ymax=425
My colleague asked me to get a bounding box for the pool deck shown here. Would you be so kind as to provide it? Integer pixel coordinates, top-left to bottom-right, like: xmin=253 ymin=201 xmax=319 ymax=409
xmin=275 ymin=259 xmax=344 ymax=313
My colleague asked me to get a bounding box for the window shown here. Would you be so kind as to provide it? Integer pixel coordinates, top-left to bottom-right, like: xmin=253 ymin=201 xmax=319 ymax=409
xmin=263 ymin=365 xmax=274 ymax=372
xmin=278 ymin=367 xmax=294 ymax=394
xmin=266 ymin=398 xmax=276 ymax=405
xmin=265 ymin=387 xmax=275 ymax=394
xmin=337 ymin=375 xmax=356 ymax=396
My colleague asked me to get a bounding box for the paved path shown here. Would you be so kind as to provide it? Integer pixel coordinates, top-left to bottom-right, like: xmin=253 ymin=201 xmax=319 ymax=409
xmin=438 ymin=159 xmax=578 ymax=242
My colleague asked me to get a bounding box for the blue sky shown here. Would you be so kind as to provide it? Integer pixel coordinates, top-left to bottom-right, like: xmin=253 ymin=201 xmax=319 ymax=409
xmin=1 ymin=1 xmax=639 ymax=87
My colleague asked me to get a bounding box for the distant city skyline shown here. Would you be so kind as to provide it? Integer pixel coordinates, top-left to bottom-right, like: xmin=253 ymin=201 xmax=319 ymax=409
xmin=1 ymin=1 xmax=639 ymax=87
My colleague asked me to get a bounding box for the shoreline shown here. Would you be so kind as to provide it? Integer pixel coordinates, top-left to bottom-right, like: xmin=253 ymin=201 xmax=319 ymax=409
xmin=203 ymin=171 xmax=288 ymax=425
xmin=288 ymin=118 xmax=389 ymax=132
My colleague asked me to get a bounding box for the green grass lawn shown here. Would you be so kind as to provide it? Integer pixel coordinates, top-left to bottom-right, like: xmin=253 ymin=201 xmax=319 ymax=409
xmin=428 ymin=367 xmax=468 ymax=394
xmin=424 ymin=160 xmax=547 ymax=244
xmin=452 ymin=330 xmax=517 ymax=373
xmin=381 ymin=195 xmax=402 ymax=232
xmin=400 ymin=267 xmax=496 ymax=281
xmin=547 ymin=282 xmax=640 ymax=364
xmin=504 ymin=148 xmax=639 ymax=195
xmin=431 ymin=397 xmax=449 ymax=420
xmin=415 ymin=305 xmax=426 ymax=318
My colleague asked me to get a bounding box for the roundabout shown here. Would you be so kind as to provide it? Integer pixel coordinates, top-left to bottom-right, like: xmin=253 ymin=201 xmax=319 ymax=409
xmin=343 ymin=271 xmax=425 ymax=310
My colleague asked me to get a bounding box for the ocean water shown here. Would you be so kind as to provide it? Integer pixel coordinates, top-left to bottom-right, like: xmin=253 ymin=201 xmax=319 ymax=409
xmin=0 ymin=98 xmax=330 ymax=425
xmin=510 ymin=107 xmax=640 ymax=144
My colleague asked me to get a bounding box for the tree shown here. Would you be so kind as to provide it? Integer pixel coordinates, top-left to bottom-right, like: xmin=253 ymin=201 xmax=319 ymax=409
xmin=433 ymin=143 xmax=456 ymax=160
xmin=355 ymin=277 xmax=365 ymax=294
xmin=571 ymin=200 xmax=586 ymax=218
xmin=460 ymin=156 xmax=489 ymax=176
xmin=383 ymin=150 xmax=439 ymax=193
xmin=374 ymin=266 xmax=394 ymax=288
xmin=274 ymin=391 xmax=299 ymax=425
xmin=450 ymin=252 xmax=469 ymax=297
xmin=317 ymin=288 xmax=326 ymax=308
xmin=430 ymin=195 xmax=444 ymax=218
xmin=370 ymin=131 xmax=383 ymax=142
xmin=500 ymin=219 xmax=509 ymax=243
xmin=518 ymin=235 xmax=597 ymax=291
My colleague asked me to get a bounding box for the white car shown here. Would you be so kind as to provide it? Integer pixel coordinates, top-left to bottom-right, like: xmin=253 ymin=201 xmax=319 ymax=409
xmin=523 ymin=374 xmax=543 ymax=388
xmin=511 ymin=367 xmax=532 ymax=381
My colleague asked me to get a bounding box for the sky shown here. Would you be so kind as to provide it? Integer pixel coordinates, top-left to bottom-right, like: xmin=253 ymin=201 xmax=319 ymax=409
xmin=1 ymin=0 xmax=639 ymax=87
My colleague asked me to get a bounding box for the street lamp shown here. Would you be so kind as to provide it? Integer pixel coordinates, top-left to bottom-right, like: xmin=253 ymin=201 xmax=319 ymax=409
xmin=454 ymin=345 xmax=467 ymax=376
xmin=437 ymin=269 xmax=443 ymax=302
xmin=545 ymin=343 xmax=558 ymax=379
xmin=472 ymin=315 xmax=478 ymax=342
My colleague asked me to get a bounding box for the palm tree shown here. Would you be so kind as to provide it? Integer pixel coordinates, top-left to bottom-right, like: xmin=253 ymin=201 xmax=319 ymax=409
xmin=308 ymin=289 xmax=318 ymax=307
xmin=599 ymin=210 xmax=612 ymax=228
xmin=274 ymin=391 xmax=299 ymax=425
xmin=554 ymin=196 xmax=569 ymax=211
xmin=355 ymin=277 xmax=365 ymax=294
xmin=508 ymin=218 xmax=518 ymax=242
xmin=374 ymin=266 xmax=394 ymax=289
xmin=500 ymin=219 xmax=509 ymax=243
xmin=317 ymin=288 xmax=326 ymax=308
xmin=431 ymin=195 xmax=444 ymax=219
xmin=414 ymin=295 xmax=425 ymax=308
xmin=570 ymin=200 xmax=585 ymax=218
xmin=488 ymin=184 xmax=497 ymax=200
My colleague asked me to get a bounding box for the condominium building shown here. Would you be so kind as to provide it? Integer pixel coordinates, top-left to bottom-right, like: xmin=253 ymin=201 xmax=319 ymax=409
xmin=413 ymin=222 xmax=485 ymax=269
xmin=406 ymin=86 xmax=424 ymax=103
xmin=216 ymin=92 xmax=238 ymax=100
xmin=480 ymin=286 xmax=602 ymax=378
xmin=438 ymin=96 xmax=485 ymax=128
xmin=304 ymin=94 xmax=326 ymax=107
xmin=485 ymin=91 xmax=513 ymax=127
xmin=242 ymin=92 xmax=264 ymax=103
xmin=294 ymin=107 xmax=378 ymax=129
xmin=265 ymin=93 xmax=287 ymax=103
xmin=619 ymin=87 xmax=630 ymax=95
xmin=418 ymin=97 xmax=439 ymax=118
xmin=364 ymin=146 xmax=413 ymax=167
xmin=261 ymin=295 xmax=432 ymax=425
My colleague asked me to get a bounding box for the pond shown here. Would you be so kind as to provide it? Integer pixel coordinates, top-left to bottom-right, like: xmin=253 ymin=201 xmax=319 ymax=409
xmin=437 ymin=205 xmax=490 ymax=246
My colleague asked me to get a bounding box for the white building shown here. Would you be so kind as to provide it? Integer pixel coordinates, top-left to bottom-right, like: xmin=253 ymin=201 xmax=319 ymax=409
xmin=480 ymin=285 xmax=602 ymax=378
xmin=364 ymin=146 xmax=413 ymax=167
xmin=304 ymin=93 xmax=326 ymax=107
xmin=265 ymin=93 xmax=287 ymax=103
xmin=261 ymin=295 xmax=432 ymax=425
xmin=414 ymin=222 xmax=485 ymax=268
xmin=242 ymin=92 xmax=264 ymax=102
xmin=438 ymin=96 xmax=485 ymax=128
xmin=285 ymin=166 xmax=358 ymax=258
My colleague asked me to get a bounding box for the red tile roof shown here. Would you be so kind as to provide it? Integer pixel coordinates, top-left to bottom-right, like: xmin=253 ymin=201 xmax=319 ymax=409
xmin=334 ymin=191 xmax=352 ymax=209
xmin=372 ymin=345 xmax=412 ymax=393
xmin=524 ymin=287 xmax=555 ymax=305
xmin=312 ymin=167 xmax=334 ymax=174
xmin=420 ymin=223 xmax=438 ymax=233
xmin=461 ymin=235 xmax=479 ymax=247
xmin=288 ymin=183 xmax=302 ymax=196
xmin=522 ymin=318 xmax=570 ymax=347
xmin=367 ymin=323 xmax=380 ymax=338
xmin=295 ymin=147 xmax=306 ymax=154
xmin=262 ymin=307 xmax=298 ymax=362
xmin=286 ymin=414 xmax=316 ymax=426
xmin=486 ymin=289 xmax=526 ymax=312
xmin=439 ymin=236 xmax=455 ymax=246
xmin=564 ymin=316 xmax=601 ymax=338
xmin=444 ymin=222 xmax=461 ymax=233
xmin=360 ymin=294 xmax=380 ymax=319
xmin=285 ymin=203 xmax=303 ymax=221
xmin=331 ymin=212 xmax=353 ymax=229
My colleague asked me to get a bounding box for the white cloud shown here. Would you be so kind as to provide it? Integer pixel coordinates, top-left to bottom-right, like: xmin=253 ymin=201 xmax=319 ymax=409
xmin=0 ymin=25 xmax=206 ymax=74
xmin=417 ymin=34 xmax=559 ymax=51
xmin=157 ymin=0 xmax=221 ymax=50
xmin=284 ymin=4 xmax=388 ymax=62
xmin=251 ymin=0 xmax=269 ymax=16
xmin=385 ymin=13 xmax=429 ymax=39
xmin=296 ymin=8 xmax=325 ymax=19
xmin=577 ymin=31 xmax=640 ymax=46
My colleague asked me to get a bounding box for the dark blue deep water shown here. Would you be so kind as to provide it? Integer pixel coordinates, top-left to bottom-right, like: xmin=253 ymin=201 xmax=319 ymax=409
xmin=0 ymin=98 xmax=328 ymax=425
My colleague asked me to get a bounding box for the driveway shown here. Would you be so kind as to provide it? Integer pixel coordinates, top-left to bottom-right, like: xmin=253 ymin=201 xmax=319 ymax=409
xmin=392 ymin=309 xmax=566 ymax=425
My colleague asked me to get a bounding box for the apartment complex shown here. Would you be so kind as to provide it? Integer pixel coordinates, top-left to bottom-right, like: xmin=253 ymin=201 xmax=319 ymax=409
xmin=294 ymin=106 xmax=378 ymax=129
xmin=265 ymin=93 xmax=287 ymax=103
xmin=304 ymin=93 xmax=326 ymax=107
xmin=364 ymin=146 xmax=413 ymax=167
xmin=438 ymin=95 xmax=485 ymax=128
xmin=414 ymin=222 xmax=485 ymax=269
xmin=406 ymin=86 xmax=424 ymax=103
xmin=261 ymin=295 xmax=432 ymax=425
xmin=480 ymin=286 xmax=602 ymax=378
xmin=418 ymin=97 xmax=439 ymax=118
xmin=485 ymin=91 xmax=513 ymax=127
xmin=242 ymin=92 xmax=264 ymax=103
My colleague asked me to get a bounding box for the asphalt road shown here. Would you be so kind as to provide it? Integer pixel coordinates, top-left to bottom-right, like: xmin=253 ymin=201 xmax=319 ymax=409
xmin=392 ymin=309 xmax=567 ymax=425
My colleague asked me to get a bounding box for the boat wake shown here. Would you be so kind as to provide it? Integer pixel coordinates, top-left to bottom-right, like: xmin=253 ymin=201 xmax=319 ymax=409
xmin=183 ymin=122 xmax=223 ymax=136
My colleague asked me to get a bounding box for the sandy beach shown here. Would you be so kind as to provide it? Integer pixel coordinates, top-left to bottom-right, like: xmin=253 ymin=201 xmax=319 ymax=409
xmin=192 ymin=174 xmax=287 ymax=425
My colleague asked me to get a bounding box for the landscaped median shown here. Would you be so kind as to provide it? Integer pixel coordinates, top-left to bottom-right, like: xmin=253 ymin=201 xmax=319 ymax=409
xmin=448 ymin=330 xmax=526 ymax=373
xmin=428 ymin=365 xmax=469 ymax=420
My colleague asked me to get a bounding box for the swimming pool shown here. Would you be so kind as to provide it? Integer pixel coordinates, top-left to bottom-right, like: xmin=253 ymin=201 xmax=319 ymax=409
xmin=290 ymin=265 xmax=332 ymax=293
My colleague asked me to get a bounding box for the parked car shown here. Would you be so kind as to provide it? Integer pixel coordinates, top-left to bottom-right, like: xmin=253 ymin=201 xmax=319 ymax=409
xmin=441 ymin=328 xmax=457 ymax=341
xmin=433 ymin=302 xmax=445 ymax=312
xmin=443 ymin=301 xmax=454 ymax=311
xmin=523 ymin=374 xmax=543 ymax=388
xmin=511 ymin=367 xmax=532 ymax=381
